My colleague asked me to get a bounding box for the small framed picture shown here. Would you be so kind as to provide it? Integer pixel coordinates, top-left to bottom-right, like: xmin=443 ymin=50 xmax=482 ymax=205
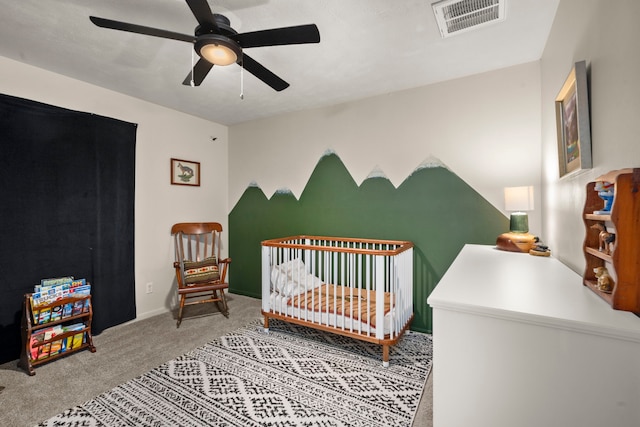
xmin=171 ymin=158 xmax=200 ymax=186
xmin=555 ymin=60 xmax=592 ymax=178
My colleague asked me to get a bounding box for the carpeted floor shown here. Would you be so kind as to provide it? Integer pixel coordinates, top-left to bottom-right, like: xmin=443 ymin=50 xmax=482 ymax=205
xmin=0 ymin=293 xmax=433 ymax=426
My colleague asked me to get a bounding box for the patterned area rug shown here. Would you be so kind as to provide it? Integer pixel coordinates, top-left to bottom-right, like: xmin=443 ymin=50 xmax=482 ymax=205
xmin=39 ymin=319 xmax=432 ymax=426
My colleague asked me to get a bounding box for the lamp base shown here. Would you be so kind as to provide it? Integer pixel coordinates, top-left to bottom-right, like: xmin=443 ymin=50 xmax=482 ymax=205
xmin=496 ymin=232 xmax=537 ymax=253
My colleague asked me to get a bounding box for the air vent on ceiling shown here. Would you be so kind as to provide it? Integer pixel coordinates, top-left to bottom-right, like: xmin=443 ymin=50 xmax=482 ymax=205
xmin=432 ymin=0 xmax=506 ymax=38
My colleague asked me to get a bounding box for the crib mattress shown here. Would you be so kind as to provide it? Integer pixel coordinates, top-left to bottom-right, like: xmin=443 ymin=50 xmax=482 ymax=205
xmin=288 ymin=284 xmax=391 ymax=328
xmin=269 ymin=285 xmax=395 ymax=336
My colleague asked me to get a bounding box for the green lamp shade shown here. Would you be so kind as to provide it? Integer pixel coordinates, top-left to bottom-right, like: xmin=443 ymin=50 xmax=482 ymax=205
xmin=509 ymin=212 xmax=529 ymax=233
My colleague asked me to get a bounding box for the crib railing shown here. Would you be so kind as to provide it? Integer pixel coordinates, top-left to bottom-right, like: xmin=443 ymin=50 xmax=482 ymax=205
xmin=262 ymin=235 xmax=414 ymax=340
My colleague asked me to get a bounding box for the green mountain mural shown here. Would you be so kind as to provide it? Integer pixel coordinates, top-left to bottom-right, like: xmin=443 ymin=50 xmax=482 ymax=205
xmin=229 ymin=151 xmax=508 ymax=332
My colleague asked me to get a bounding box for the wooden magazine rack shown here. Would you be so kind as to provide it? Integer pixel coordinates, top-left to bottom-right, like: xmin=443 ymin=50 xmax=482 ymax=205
xmin=19 ymin=293 xmax=96 ymax=375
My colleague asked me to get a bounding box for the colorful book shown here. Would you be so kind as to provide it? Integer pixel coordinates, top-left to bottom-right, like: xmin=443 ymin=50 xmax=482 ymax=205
xmin=71 ymin=332 xmax=84 ymax=349
xmin=37 ymin=343 xmax=51 ymax=360
xmin=31 ymin=299 xmax=40 ymax=324
xmin=32 ymin=285 xmax=70 ymax=307
xmin=32 ymin=279 xmax=88 ymax=310
xmin=44 ymin=325 xmax=64 ymax=356
xmin=29 ymin=332 xmax=45 ymax=361
xmin=50 ymin=305 xmax=63 ymax=322
xmin=61 ymin=324 xmax=85 ymax=352
xmin=72 ymin=300 xmax=85 ymax=316
xmin=69 ymin=284 xmax=91 ymax=297
xmin=62 ymin=323 xmax=84 ymax=333
xmin=40 ymin=276 xmax=74 ymax=287
xmin=37 ymin=307 xmax=51 ymax=324
xmin=32 ymin=290 xmax=53 ymax=306
xmin=62 ymin=302 xmax=73 ymax=318
xmin=43 ymin=325 xmax=63 ymax=340
xmin=49 ymin=339 xmax=63 ymax=356
xmin=71 ymin=279 xmax=86 ymax=288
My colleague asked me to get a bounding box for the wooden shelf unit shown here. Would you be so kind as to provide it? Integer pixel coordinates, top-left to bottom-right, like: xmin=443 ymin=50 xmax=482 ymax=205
xmin=18 ymin=293 xmax=96 ymax=375
xmin=582 ymin=168 xmax=640 ymax=314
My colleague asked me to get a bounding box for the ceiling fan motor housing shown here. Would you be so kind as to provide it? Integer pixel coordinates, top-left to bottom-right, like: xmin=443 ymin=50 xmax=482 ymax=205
xmin=195 ymin=14 xmax=236 ymax=37
xmin=194 ymin=14 xmax=242 ymax=65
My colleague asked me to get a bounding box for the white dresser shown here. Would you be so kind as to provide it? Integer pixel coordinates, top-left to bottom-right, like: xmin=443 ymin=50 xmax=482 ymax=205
xmin=427 ymin=244 xmax=640 ymax=427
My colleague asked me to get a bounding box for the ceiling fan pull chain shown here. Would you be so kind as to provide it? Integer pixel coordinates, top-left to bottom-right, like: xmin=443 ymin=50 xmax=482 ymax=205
xmin=190 ymin=49 xmax=195 ymax=87
xmin=240 ymin=63 xmax=244 ymax=100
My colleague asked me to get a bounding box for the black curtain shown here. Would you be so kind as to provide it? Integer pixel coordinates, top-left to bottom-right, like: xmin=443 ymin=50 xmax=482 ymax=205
xmin=0 ymin=94 xmax=137 ymax=364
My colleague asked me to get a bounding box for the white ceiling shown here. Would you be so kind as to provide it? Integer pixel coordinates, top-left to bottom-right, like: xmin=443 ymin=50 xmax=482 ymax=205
xmin=0 ymin=0 xmax=559 ymax=126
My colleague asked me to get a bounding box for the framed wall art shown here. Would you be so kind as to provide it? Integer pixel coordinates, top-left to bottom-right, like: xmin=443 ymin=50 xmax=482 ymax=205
xmin=171 ymin=158 xmax=200 ymax=186
xmin=555 ymin=60 xmax=592 ymax=178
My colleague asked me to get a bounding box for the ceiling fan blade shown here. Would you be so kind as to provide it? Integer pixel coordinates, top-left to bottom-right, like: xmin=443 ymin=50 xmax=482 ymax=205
xmin=241 ymin=54 xmax=289 ymax=91
xmin=182 ymin=58 xmax=214 ymax=86
xmin=233 ymin=24 xmax=320 ymax=48
xmin=185 ymin=0 xmax=219 ymax=31
xmin=89 ymin=16 xmax=194 ymax=43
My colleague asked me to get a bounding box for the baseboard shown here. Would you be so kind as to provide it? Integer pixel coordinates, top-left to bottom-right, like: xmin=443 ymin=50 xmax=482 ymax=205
xmin=126 ymin=306 xmax=171 ymax=325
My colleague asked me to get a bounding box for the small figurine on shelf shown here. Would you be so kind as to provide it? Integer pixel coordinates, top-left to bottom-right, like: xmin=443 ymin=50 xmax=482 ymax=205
xmin=593 ymin=181 xmax=614 ymax=215
xmin=593 ymin=266 xmax=614 ymax=293
xmin=590 ymin=223 xmax=615 ymax=255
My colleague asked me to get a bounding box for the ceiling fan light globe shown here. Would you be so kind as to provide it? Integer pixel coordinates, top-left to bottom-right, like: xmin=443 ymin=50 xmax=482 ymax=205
xmin=195 ymin=35 xmax=241 ymax=66
xmin=200 ymin=44 xmax=236 ymax=66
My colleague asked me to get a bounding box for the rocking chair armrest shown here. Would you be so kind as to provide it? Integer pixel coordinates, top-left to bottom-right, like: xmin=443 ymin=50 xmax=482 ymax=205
xmin=173 ymin=261 xmax=185 ymax=287
xmin=219 ymin=257 xmax=231 ymax=282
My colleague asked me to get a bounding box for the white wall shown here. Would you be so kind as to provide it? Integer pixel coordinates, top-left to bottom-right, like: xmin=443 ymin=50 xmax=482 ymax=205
xmin=0 ymin=56 xmax=229 ymax=320
xmin=230 ymin=62 xmax=543 ymax=236
xmin=540 ymin=0 xmax=640 ymax=273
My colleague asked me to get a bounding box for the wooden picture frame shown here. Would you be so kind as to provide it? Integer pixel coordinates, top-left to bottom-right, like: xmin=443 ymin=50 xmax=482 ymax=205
xmin=171 ymin=158 xmax=200 ymax=186
xmin=555 ymin=60 xmax=592 ymax=178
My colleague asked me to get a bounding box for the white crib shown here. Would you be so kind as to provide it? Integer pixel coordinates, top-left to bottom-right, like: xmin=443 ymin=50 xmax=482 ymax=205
xmin=261 ymin=235 xmax=414 ymax=366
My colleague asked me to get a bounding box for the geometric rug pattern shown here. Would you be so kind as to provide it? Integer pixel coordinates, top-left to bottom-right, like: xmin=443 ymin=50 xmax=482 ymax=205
xmin=38 ymin=319 xmax=432 ymax=426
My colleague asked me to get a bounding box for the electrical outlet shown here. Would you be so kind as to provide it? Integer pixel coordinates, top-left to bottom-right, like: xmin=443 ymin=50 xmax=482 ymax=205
xmin=146 ymin=282 xmax=153 ymax=294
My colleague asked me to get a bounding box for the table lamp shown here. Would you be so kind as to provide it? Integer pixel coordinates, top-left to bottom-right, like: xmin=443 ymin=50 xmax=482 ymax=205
xmin=496 ymin=186 xmax=537 ymax=252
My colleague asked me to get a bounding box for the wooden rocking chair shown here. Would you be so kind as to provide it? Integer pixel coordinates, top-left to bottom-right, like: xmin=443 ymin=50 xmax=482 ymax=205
xmin=171 ymin=222 xmax=231 ymax=327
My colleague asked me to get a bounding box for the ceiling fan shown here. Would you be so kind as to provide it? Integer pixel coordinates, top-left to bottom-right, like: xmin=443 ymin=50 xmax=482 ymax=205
xmin=89 ymin=0 xmax=320 ymax=91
